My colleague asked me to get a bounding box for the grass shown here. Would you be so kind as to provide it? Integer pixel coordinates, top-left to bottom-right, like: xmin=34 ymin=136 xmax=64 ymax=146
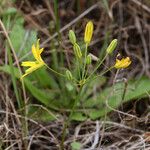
xmin=0 ymin=0 xmax=150 ymax=149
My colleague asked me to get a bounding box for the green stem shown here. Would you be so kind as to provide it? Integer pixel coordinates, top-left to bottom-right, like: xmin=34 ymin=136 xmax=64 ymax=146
xmin=84 ymin=65 xmax=89 ymax=79
xmin=77 ymin=59 xmax=81 ymax=80
xmin=61 ymin=86 xmax=83 ymax=150
xmin=45 ymin=64 xmax=66 ymax=77
xmin=85 ymin=66 xmax=114 ymax=84
xmin=69 ymin=87 xmax=83 ymax=119
xmin=93 ymin=66 xmax=114 ymax=79
xmin=54 ymin=0 xmax=64 ymax=67
xmin=82 ymin=44 xmax=88 ymax=79
xmin=87 ymin=53 xmax=108 ymax=80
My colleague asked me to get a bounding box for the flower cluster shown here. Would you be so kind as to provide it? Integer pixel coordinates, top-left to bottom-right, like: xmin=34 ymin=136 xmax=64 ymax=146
xmin=21 ymin=21 xmax=131 ymax=80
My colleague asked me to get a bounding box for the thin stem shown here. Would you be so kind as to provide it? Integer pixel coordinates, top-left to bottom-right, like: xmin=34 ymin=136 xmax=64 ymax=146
xmin=54 ymin=0 xmax=64 ymax=67
xmin=61 ymin=121 xmax=67 ymax=150
xmin=85 ymin=66 xmax=114 ymax=85
xmin=77 ymin=59 xmax=82 ymax=80
xmin=82 ymin=43 xmax=88 ymax=79
xmin=93 ymin=66 xmax=114 ymax=80
xmin=69 ymin=87 xmax=83 ymax=119
xmin=84 ymin=65 xmax=89 ymax=78
xmin=87 ymin=53 xmax=108 ymax=80
xmin=44 ymin=64 xmax=66 ymax=77
xmin=61 ymin=86 xmax=83 ymax=150
xmin=99 ymin=102 xmax=107 ymax=146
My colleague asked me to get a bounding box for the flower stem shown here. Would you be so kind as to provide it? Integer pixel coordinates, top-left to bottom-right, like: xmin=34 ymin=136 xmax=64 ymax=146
xmin=85 ymin=66 xmax=114 ymax=85
xmin=87 ymin=53 xmax=108 ymax=80
xmin=82 ymin=44 xmax=88 ymax=79
xmin=45 ymin=64 xmax=66 ymax=77
xmin=61 ymin=86 xmax=83 ymax=149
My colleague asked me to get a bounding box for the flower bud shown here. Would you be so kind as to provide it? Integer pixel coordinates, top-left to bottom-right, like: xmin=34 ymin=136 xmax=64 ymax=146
xmin=86 ymin=54 xmax=92 ymax=65
xmin=73 ymin=43 xmax=82 ymax=59
xmin=69 ymin=30 xmax=76 ymax=45
xmin=84 ymin=21 xmax=94 ymax=44
xmin=66 ymin=70 xmax=73 ymax=80
xmin=106 ymin=39 xmax=118 ymax=54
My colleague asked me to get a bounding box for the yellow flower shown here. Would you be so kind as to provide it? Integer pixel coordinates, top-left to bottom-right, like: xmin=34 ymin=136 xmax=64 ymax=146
xmin=84 ymin=21 xmax=94 ymax=45
xmin=21 ymin=39 xmax=45 ymax=79
xmin=114 ymin=57 xmax=131 ymax=69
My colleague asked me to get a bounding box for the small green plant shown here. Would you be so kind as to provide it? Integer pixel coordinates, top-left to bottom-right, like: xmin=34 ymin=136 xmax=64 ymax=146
xmin=20 ymin=20 xmax=131 ymax=149
xmin=20 ymin=21 xmax=131 ymax=119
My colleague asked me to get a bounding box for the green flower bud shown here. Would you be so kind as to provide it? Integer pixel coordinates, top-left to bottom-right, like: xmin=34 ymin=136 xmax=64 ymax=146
xmin=69 ymin=30 xmax=76 ymax=45
xmin=66 ymin=70 xmax=73 ymax=80
xmin=73 ymin=43 xmax=82 ymax=59
xmin=106 ymin=39 xmax=118 ymax=54
xmin=86 ymin=54 xmax=92 ymax=65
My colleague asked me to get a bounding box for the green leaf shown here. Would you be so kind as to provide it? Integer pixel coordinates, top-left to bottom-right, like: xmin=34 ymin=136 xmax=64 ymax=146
xmin=25 ymin=79 xmax=56 ymax=107
xmin=9 ymin=17 xmax=25 ymax=52
xmin=125 ymin=77 xmax=150 ymax=100
xmin=71 ymin=142 xmax=82 ymax=150
xmin=5 ymin=14 xmax=37 ymax=59
xmin=28 ymin=105 xmax=58 ymax=122
xmin=0 ymin=65 xmax=58 ymax=110
xmin=2 ymin=7 xmax=17 ymax=16
xmin=70 ymin=112 xmax=87 ymax=121
xmin=81 ymin=76 xmax=106 ymax=105
xmin=32 ymin=67 xmax=59 ymax=89
xmin=19 ymin=30 xmax=37 ymax=60
xmin=85 ymin=77 xmax=150 ymax=120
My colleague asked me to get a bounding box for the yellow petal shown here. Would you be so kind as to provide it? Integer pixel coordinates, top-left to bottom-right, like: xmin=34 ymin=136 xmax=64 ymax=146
xmin=122 ymin=60 xmax=131 ymax=68
xmin=114 ymin=57 xmax=131 ymax=69
xmin=39 ymin=48 xmax=44 ymax=54
xmin=21 ymin=61 xmax=37 ymax=67
xmin=25 ymin=63 xmax=43 ymax=73
xmin=32 ymin=44 xmax=39 ymax=61
xmin=21 ymin=62 xmax=44 ymax=79
xmin=35 ymin=39 xmax=43 ymax=54
xmin=84 ymin=21 xmax=94 ymax=44
xmin=21 ymin=39 xmax=45 ymax=79
xmin=32 ymin=43 xmax=44 ymax=62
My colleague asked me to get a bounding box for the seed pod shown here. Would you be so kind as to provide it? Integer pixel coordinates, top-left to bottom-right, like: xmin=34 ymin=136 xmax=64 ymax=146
xmin=84 ymin=21 xmax=94 ymax=44
xmin=66 ymin=70 xmax=73 ymax=80
xmin=86 ymin=54 xmax=92 ymax=65
xmin=73 ymin=43 xmax=82 ymax=59
xmin=106 ymin=39 xmax=118 ymax=54
xmin=69 ymin=30 xmax=76 ymax=45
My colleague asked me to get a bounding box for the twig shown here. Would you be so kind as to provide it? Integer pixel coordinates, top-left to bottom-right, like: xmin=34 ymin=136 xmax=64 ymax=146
xmin=131 ymin=0 xmax=150 ymax=14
